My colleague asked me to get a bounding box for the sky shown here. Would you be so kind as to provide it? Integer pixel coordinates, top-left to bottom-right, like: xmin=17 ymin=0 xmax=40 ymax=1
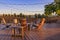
xmin=0 ymin=0 xmax=54 ymax=15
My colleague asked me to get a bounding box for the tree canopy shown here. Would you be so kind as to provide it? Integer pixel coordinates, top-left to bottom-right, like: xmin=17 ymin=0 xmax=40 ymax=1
xmin=44 ymin=3 xmax=56 ymax=16
xmin=44 ymin=2 xmax=60 ymax=16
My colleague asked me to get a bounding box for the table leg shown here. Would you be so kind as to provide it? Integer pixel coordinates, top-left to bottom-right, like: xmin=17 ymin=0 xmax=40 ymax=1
xmin=14 ymin=28 xmax=15 ymax=37
xmin=21 ymin=27 xmax=24 ymax=40
xmin=12 ymin=28 xmax=16 ymax=37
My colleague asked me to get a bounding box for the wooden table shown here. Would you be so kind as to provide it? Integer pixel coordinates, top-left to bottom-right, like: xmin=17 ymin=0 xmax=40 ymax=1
xmin=11 ymin=26 xmax=24 ymax=40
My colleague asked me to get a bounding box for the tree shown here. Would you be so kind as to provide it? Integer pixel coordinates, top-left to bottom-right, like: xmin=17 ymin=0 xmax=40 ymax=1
xmin=56 ymin=10 xmax=60 ymax=16
xmin=8 ymin=14 xmax=10 ymax=16
xmin=45 ymin=2 xmax=56 ymax=16
xmin=29 ymin=15 xmax=31 ymax=18
xmin=14 ymin=13 xmax=16 ymax=17
xmin=17 ymin=15 xmax=20 ymax=17
xmin=3 ymin=14 xmax=5 ymax=16
xmin=19 ymin=13 xmax=23 ymax=17
xmin=22 ymin=15 xmax=26 ymax=18
xmin=34 ymin=13 xmax=38 ymax=18
xmin=38 ymin=14 xmax=41 ymax=18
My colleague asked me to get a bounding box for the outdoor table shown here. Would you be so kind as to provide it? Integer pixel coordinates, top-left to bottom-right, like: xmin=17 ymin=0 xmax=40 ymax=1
xmin=11 ymin=25 xmax=24 ymax=40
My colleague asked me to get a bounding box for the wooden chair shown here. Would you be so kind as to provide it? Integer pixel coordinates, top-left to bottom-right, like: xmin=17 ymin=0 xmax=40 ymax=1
xmin=37 ymin=18 xmax=46 ymax=30
xmin=20 ymin=18 xmax=28 ymax=31
xmin=2 ymin=18 xmax=6 ymax=24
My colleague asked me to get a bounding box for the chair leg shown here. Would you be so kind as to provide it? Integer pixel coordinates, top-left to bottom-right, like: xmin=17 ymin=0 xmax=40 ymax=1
xmin=21 ymin=27 xmax=24 ymax=40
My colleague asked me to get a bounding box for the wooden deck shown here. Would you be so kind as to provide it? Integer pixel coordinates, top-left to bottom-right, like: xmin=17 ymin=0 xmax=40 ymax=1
xmin=25 ymin=28 xmax=60 ymax=40
xmin=0 ymin=23 xmax=60 ymax=40
xmin=0 ymin=28 xmax=60 ymax=40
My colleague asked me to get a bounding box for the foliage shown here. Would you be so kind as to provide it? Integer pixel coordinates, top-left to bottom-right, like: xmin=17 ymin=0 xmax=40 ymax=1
xmin=45 ymin=3 xmax=56 ymax=16
xmin=56 ymin=10 xmax=60 ymax=16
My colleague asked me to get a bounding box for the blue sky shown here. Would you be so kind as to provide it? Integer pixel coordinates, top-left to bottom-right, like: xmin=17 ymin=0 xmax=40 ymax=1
xmin=0 ymin=0 xmax=54 ymax=15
